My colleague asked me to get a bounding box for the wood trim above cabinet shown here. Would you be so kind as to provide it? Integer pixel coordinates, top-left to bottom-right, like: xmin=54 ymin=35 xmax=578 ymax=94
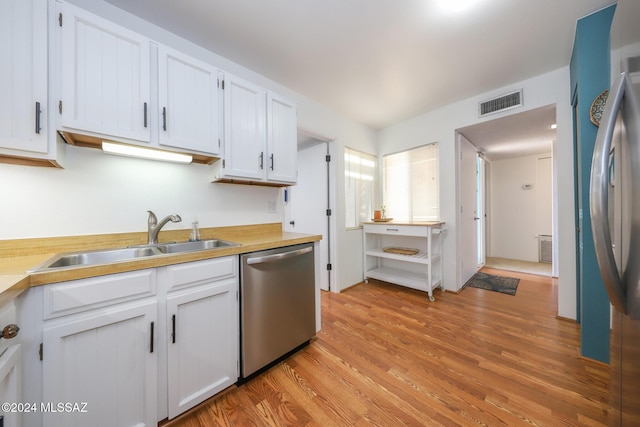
xmin=0 ymin=154 xmax=62 ymax=168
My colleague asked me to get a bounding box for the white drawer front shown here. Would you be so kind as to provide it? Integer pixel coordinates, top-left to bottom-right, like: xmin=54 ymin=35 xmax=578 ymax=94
xmin=43 ymin=269 xmax=156 ymax=319
xmin=165 ymin=256 xmax=236 ymax=292
xmin=363 ymin=224 xmax=429 ymax=237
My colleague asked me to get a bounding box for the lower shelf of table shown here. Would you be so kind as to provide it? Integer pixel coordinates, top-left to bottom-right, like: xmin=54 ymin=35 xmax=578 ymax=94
xmin=364 ymin=267 xmax=441 ymax=293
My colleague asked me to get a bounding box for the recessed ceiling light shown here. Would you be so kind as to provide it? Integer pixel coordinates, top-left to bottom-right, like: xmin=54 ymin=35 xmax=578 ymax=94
xmin=436 ymin=0 xmax=481 ymax=13
xmin=551 ymin=124 xmax=557 ymax=129
xmin=102 ymin=141 xmax=193 ymax=164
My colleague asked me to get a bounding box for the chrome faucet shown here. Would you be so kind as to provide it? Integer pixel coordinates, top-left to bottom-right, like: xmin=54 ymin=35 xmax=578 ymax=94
xmin=147 ymin=210 xmax=182 ymax=244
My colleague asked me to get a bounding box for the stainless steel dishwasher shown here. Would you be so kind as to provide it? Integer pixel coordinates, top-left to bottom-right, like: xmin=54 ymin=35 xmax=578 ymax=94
xmin=240 ymin=243 xmax=316 ymax=379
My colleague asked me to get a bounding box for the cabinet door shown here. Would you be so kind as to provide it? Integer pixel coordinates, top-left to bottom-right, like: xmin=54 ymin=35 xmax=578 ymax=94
xmin=223 ymin=75 xmax=266 ymax=180
xmin=0 ymin=0 xmax=47 ymax=154
xmin=0 ymin=345 xmax=22 ymax=427
xmin=158 ymin=46 xmax=219 ymax=155
xmin=60 ymin=2 xmax=151 ymax=143
xmin=267 ymin=93 xmax=297 ymax=184
xmin=43 ymin=300 xmax=157 ymax=427
xmin=166 ymin=279 xmax=238 ymax=419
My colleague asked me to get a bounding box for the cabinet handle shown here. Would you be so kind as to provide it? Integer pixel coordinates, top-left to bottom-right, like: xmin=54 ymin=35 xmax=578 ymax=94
xmin=259 ymin=152 xmax=264 ymax=169
xmin=386 ymin=228 xmax=399 ymax=232
xmin=162 ymin=107 xmax=167 ymax=131
xmin=35 ymin=102 xmax=41 ymax=134
xmin=0 ymin=324 xmax=19 ymax=340
xmin=270 ymin=154 xmax=274 ymax=170
xmin=171 ymin=314 xmax=176 ymax=344
xmin=143 ymin=102 xmax=148 ymax=128
xmin=150 ymin=321 xmax=155 ymax=353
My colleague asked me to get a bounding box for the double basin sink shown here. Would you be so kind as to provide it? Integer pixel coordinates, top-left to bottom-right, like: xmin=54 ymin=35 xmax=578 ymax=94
xmin=29 ymin=239 xmax=239 ymax=272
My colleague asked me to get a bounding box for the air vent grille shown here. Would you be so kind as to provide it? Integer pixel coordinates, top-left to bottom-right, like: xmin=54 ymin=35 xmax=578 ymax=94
xmin=479 ymin=90 xmax=523 ymax=117
xmin=539 ymin=235 xmax=552 ymax=264
xmin=624 ymin=56 xmax=640 ymax=74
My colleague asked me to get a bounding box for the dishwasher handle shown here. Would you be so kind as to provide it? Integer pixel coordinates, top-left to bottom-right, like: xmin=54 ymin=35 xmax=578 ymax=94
xmin=246 ymin=246 xmax=312 ymax=265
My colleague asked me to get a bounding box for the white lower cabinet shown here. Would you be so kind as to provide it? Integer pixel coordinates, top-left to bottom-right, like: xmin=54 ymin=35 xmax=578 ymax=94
xmin=0 ymin=345 xmax=22 ymax=427
xmin=159 ymin=257 xmax=238 ymax=420
xmin=16 ymin=257 xmax=239 ymax=426
xmin=165 ymin=279 xmax=237 ymax=418
xmin=42 ymin=299 xmax=157 ymax=427
xmin=0 ymin=300 xmax=22 ymax=427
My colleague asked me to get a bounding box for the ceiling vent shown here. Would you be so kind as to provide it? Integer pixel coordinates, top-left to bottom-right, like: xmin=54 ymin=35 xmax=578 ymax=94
xmin=479 ymin=89 xmax=523 ymax=117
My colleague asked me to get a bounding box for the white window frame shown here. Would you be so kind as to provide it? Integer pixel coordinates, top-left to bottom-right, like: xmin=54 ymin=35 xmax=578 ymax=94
xmin=382 ymin=142 xmax=439 ymax=222
xmin=344 ymin=147 xmax=377 ymax=229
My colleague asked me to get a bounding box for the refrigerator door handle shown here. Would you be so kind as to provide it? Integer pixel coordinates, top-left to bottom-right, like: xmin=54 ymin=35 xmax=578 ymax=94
xmin=590 ymin=72 xmax=627 ymax=314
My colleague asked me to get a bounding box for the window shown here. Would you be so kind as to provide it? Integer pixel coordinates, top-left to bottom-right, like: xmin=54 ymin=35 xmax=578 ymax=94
xmin=383 ymin=143 xmax=439 ymax=221
xmin=345 ymin=147 xmax=377 ymax=229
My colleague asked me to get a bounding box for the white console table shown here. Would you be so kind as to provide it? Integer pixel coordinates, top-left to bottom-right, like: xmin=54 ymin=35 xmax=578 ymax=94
xmin=362 ymin=221 xmax=445 ymax=301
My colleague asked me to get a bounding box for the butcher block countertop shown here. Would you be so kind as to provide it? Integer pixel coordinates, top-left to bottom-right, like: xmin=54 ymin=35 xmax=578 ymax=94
xmin=0 ymin=223 xmax=321 ymax=307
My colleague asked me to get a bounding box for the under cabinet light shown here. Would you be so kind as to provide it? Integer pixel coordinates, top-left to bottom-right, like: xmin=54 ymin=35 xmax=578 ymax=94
xmin=102 ymin=141 xmax=192 ymax=164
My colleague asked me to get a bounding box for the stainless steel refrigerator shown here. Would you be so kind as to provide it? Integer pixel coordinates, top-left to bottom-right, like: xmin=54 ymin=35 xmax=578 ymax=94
xmin=590 ymin=1 xmax=640 ymax=425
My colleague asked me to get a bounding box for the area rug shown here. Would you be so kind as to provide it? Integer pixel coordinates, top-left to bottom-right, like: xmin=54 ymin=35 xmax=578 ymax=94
xmin=464 ymin=272 xmax=519 ymax=295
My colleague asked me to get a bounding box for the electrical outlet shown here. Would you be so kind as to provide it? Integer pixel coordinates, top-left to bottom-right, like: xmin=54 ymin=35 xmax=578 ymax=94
xmin=266 ymin=201 xmax=276 ymax=213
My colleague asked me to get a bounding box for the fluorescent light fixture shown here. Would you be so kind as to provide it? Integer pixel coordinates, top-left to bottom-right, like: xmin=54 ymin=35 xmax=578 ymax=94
xmin=102 ymin=141 xmax=192 ymax=164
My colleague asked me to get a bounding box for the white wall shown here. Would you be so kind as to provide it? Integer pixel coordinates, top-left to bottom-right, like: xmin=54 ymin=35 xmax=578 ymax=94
xmin=0 ymin=0 xmax=376 ymax=292
xmin=377 ymin=67 xmax=577 ymax=319
xmin=489 ymin=153 xmax=552 ymax=262
xmin=0 ymin=147 xmax=283 ymax=237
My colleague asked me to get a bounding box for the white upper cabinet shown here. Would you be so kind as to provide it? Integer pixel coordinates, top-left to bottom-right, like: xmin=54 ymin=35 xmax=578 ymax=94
xmin=158 ymin=46 xmax=220 ymax=155
xmin=267 ymin=93 xmax=297 ymax=183
xmin=222 ymin=75 xmax=267 ymax=180
xmin=0 ymin=0 xmax=49 ymax=156
xmin=213 ymin=74 xmax=297 ymax=185
xmin=59 ymin=2 xmax=151 ymax=143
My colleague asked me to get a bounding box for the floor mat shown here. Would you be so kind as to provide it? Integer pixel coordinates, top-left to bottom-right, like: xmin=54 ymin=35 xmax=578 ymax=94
xmin=464 ymin=271 xmax=519 ymax=295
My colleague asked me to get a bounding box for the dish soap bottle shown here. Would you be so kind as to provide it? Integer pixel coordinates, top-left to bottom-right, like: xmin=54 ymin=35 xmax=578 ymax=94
xmin=189 ymin=220 xmax=201 ymax=242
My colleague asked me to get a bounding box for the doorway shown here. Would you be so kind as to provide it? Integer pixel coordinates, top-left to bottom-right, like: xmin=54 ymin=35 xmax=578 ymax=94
xmin=284 ymin=130 xmax=334 ymax=291
xmin=457 ymin=105 xmax=557 ymax=280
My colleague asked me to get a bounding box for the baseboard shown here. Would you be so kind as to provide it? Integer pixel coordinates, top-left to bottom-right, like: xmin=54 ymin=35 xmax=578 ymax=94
xmin=556 ymin=315 xmax=577 ymax=323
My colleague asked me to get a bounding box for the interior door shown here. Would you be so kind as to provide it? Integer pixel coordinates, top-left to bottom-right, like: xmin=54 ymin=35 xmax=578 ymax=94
xmin=284 ymin=141 xmax=330 ymax=291
xmin=459 ymin=134 xmax=479 ymax=284
xmin=477 ymin=156 xmax=487 ymax=266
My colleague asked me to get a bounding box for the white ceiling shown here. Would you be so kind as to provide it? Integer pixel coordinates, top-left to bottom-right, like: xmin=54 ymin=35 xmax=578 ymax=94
xmin=104 ymin=0 xmax=614 ymax=131
xmin=458 ymin=104 xmax=556 ymax=160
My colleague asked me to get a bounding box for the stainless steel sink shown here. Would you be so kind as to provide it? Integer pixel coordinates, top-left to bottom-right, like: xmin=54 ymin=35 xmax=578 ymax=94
xmin=28 ymin=239 xmax=239 ymax=272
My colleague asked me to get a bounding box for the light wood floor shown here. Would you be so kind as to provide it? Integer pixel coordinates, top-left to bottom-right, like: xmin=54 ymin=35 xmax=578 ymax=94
xmin=166 ymin=268 xmax=609 ymax=426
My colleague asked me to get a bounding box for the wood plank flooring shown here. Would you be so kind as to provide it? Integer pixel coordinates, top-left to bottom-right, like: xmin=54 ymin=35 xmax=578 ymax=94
xmin=165 ymin=268 xmax=609 ymax=426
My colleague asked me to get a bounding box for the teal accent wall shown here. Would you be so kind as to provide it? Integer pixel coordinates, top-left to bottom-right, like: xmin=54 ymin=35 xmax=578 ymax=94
xmin=570 ymin=5 xmax=616 ymax=364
